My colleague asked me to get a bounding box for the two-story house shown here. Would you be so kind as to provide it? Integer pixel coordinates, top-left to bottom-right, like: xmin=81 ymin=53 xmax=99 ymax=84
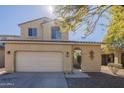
xmin=19 ymin=17 xmax=68 ymax=41
xmin=4 ymin=17 xmax=102 ymax=73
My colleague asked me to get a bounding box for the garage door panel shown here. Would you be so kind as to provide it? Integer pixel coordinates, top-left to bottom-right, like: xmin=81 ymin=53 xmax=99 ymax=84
xmin=16 ymin=66 xmax=63 ymax=72
xmin=16 ymin=52 xmax=63 ymax=72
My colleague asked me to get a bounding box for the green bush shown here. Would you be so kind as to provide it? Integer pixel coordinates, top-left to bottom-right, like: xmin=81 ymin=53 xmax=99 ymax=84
xmin=77 ymin=55 xmax=81 ymax=65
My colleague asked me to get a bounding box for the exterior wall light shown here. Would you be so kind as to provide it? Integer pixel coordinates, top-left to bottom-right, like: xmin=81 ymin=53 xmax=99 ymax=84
xmin=7 ymin=51 xmax=11 ymax=54
xmin=66 ymin=52 xmax=69 ymax=57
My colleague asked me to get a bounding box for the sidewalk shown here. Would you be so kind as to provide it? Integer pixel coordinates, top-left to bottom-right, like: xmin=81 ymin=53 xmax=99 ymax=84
xmin=0 ymin=68 xmax=6 ymax=75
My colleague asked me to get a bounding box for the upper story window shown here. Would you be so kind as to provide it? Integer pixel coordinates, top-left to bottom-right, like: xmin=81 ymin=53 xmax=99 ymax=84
xmin=28 ymin=28 xmax=37 ymax=37
xmin=51 ymin=27 xmax=61 ymax=40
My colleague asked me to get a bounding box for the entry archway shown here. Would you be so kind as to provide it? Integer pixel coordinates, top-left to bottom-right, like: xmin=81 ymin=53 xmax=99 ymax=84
xmin=73 ymin=47 xmax=82 ymax=72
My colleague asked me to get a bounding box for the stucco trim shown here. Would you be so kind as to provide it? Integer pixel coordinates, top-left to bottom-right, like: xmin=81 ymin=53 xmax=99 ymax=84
xmin=18 ymin=17 xmax=51 ymax=26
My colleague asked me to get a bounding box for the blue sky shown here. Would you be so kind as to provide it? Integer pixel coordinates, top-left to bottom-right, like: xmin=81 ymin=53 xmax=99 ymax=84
xmin=0 ymin=5 xmax=108 ymax=42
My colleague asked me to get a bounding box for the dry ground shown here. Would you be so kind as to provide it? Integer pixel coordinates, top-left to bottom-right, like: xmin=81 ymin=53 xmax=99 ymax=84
xmin=66 ymin=66 xmax=124 ymax=88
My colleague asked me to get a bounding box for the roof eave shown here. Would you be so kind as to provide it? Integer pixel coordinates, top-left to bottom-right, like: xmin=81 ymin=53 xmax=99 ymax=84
xmin=18 ymin=17 xmax=51 ymax=26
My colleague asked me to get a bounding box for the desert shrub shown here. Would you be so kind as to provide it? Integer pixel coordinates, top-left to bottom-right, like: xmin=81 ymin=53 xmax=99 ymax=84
xmin=108 ymin=63 xmax=122 ymax=74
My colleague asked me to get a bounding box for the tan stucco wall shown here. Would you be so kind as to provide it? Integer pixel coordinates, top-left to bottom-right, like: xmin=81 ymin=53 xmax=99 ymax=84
xmin=42 ymin=21 xmax=68 ymax=41
xmin=0 ymin=48 xmax=5 ymax=68
xmin=72 ymin=45 xmax=102 ymax=72
xmin=20 ymin=19 xmax=44 ymax=39
xmin=5 ymin=42 xmax=101 ymax=73
xmin=20 ymin=19 xmax=68 ymax=41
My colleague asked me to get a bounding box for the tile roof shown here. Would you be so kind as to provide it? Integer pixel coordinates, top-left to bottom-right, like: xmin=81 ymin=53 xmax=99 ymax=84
xmin=18 ymin=17 xmax=51 ymax=26
xmin=1 ymin=39 xmax=102 ymax=45
xmin=0 ymin=35 xmax=19 ymax=37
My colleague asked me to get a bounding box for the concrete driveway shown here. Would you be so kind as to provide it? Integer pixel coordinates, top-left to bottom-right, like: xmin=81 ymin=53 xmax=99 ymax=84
xmin=0 ymin=72 xmax=68 ymax=88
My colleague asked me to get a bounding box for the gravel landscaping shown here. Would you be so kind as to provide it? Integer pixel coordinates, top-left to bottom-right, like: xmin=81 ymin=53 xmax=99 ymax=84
xmin=66 ymin=72 xmax=124 ymax=88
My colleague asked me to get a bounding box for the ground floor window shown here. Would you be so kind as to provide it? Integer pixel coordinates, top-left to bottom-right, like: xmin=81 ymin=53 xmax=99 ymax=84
xmin=101 ymin=53 xmax=114 ymax=66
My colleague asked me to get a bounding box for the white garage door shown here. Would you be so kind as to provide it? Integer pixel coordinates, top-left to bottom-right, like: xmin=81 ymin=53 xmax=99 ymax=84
xmin=16 ymin=52 xmax=63 ymax=72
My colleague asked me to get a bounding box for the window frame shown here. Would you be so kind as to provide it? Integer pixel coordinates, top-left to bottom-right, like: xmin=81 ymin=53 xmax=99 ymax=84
xmin=28 ymin=28 xmax=37 ymax=37
xmin=51 ymin=26 xmax=61 ymax=40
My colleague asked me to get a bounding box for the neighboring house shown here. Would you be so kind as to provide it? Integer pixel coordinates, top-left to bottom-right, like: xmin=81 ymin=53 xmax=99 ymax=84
xmin=3 ymin=17 xmax=102 ymax=73
xmin=0 ymin=35 xmax=20 ymax=40
xmin=0 ymin=35 xmax=19 ymax=68
xmin=101 ymin=43 xmax=124 ymax=67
